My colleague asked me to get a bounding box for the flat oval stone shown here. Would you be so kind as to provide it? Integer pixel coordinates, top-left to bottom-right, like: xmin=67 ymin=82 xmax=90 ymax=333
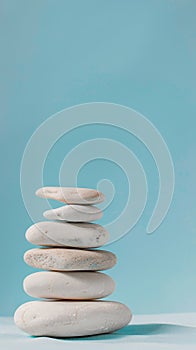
xmin=14 ymin=300 xmax=132 ymax=337
xmin=26 ymin=221 xmax=109 ymax=248
xmin=24 ymin=248 xmax=117 ymax=271
xmin=36 ymin=187 xmax=105 ymax=204
xmin=23 ymin=271 xmax=115 ymax=299
xmin=43 ymin=204 xmax=102 ymax=222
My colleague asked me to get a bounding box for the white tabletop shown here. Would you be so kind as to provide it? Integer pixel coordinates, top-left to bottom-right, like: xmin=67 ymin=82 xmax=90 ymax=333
xmin=1 ymin=313 xmax=196 ymax=350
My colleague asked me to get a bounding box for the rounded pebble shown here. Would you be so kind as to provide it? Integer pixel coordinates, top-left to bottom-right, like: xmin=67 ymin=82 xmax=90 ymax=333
xmin=26 ymin=221 xmax=109 ymax=248
xmin=36 ymin=187 xmax=105 ymax=204
xmin=43 ymin=205 xmax=102 ymax=222
xmin=23 ymin=271 xmax=115 ymax=299
xmin=14 ymin=300 xmax=132 ymax=337
xmin=24 ymin=248 xmax=117 ymax=271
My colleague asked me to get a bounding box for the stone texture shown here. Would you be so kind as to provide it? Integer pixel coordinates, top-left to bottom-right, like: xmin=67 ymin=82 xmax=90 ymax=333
xmin=43 ymin=204 xmax=102 ymax=222
xmin=23 ymin=271 xmax=115 ymax=299
xmin=36 ymin=187 xmax=104 ymax=204
xmin=24 ymin=248 xmax=117 ymax=271
xmin=14 ymin=300 xmax=132 ymax=337
xmin=26 ymin=221 xmax=109 ymax=248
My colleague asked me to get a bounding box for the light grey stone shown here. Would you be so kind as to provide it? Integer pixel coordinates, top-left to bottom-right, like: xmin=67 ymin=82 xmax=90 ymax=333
xmin=43 ymin=204 xmax=102 ymax=222
xmin=26 ymin=221 xmax=109 ymax=248
xmin=36 ymin=187 xmax=105 ymax=204
xmin=23 ymin=271 xmax=115 ymax=299
xmin=14 ymin=300 xmax=132 ymax=337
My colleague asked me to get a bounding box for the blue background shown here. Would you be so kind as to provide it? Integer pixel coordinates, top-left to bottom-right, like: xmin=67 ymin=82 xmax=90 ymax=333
xmin=1 ymin=0 xmax=196 ymax=316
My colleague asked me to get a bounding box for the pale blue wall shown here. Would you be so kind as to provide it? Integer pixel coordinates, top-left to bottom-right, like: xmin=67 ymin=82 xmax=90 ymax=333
xmin=1 ymin=0 xmax=196 ymax=315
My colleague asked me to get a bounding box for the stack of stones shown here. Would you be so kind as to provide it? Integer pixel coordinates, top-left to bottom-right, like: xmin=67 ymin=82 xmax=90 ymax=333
xmin=14 ymin=187 xmax=131 ymax=337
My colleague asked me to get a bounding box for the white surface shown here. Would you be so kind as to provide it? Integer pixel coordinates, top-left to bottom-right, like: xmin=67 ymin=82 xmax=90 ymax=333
xmin=1 ymin=313 xmax=196 ymax=349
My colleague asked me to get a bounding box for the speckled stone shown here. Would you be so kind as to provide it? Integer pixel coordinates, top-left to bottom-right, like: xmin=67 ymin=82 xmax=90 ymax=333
xmin=23 ymin=271 xmax=115 ymax=299
xmin=24 ymin=248 xmax=117 ymax=271
xmin=14 ymin=300 xmax=132 ymax=337
xmin=36 ymin=187 xmax=105 ymax=205
xmin=25 ymin=221 xmax=109 ymax=248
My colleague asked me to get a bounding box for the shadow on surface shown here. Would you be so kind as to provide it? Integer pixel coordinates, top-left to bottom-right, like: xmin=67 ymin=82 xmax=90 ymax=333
xmin=57 ymin=323 xmax=196 ymax=342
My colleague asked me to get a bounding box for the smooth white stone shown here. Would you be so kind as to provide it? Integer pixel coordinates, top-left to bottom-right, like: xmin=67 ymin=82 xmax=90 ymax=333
xmin=23 ymin=271 xmax=115 ymax=299
xmin=43 ymin=205 xmax=102 ymax=222
xmin=36 ymin=187 xmax=105 ymax=204
xmin=26 ymin=221 xmax=109 ymax=248
xmin=24 ymin=248 xmax=117 ymax=271
xmin=14 ymin=300 xmax=132 ymax=337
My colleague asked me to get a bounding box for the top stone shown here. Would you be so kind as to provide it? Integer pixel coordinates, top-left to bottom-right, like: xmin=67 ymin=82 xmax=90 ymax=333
xmin=36 ymin=187 xmax=105 ymax=205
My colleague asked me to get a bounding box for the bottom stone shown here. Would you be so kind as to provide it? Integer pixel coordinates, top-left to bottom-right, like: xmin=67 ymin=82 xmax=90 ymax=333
xmin=14 ymin=300 xmax=132 ymax=337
